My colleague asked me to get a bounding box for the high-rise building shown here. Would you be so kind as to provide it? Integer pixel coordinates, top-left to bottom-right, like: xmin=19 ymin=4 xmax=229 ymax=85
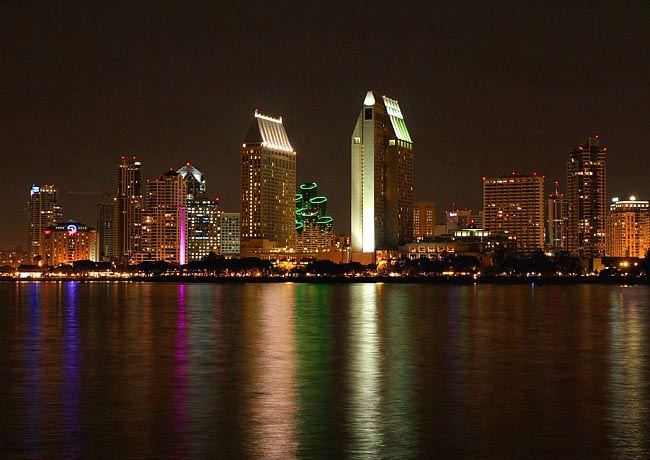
xmin=413 ymin=202 xmax=436 ymax=241
xmin=567 ymin=136 xmax=607 ymax=258
xmin=139 ymin=170 xmax=187 ymax=264
xmin=547 ymin=182 xmax=569 ymax=251
xmin=483 ymin=173 xmax=545 ymax=253
xmin=177 ymin=162 xmax=206 ymax=198
xmin=240 ymin=110 xmax=296 ymax=253
xmin=27 ymin=184 xmax=63 ymax=261
xmin=220 ymin=212 xmax=240 ymax=255
xmin=97 ymin=201 xmax=115 ymax=261
xmin=607 ymin=197 xmax=649 ymax=258
xmin=178 ymin=162 xmax=221 ymax=261
xmin=351 ymin=90 xmax=414 ymax=261
xmin=295 ymin=182 xmax=334 ymax=253
xmin=42 ymin=220 xmax=98 ymax=266
xmin=115 ymin=156 xmax=143 ymax=263
xmin=186 ymin=196 xmax=221 ymax=261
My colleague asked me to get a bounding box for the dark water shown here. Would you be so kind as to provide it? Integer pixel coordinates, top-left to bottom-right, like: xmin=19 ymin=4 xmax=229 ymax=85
xmin=1 ymin=282 xmax=649 ymax=459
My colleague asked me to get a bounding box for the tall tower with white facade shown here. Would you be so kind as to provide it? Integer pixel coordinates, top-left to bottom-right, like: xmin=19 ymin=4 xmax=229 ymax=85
xmin=351 ymin=90 xmax=413 ymax=262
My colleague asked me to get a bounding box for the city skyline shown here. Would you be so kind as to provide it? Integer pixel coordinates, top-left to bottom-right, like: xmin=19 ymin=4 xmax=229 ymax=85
xmin=2 ymin=3 xmax=649 ymax=248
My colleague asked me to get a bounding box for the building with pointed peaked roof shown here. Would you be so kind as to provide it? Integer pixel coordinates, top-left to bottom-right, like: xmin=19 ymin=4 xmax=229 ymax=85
xmin=177 ymin=162 xmax=206 ymax=199
xmin=351 ymin=91 xmax=414 ymax=262
xmin=240 ymin=110 xmax=296 ymax=254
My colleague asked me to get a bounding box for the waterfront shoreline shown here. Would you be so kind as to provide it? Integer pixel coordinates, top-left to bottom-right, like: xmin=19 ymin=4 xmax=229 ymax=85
xmin=3 ymin=275 xmax=648 ymax=285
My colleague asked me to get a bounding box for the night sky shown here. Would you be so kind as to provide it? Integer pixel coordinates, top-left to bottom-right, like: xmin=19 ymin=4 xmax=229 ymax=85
xmin=2 ymin=1 xmax=649 ymax=248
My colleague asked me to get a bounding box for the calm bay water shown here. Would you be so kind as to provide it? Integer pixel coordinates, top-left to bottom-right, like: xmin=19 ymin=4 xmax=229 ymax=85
xmin=1 ymin=281 xmax=649 ymax=459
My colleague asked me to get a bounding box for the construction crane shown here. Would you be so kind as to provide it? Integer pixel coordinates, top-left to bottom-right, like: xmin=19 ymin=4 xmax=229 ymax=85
xmin=68 ymin=191 xmax=112 ymax=199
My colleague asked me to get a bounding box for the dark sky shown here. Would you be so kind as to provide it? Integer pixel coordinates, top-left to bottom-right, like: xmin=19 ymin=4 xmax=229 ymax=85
xmin=2 ymin=1 xmax=649 ymax=248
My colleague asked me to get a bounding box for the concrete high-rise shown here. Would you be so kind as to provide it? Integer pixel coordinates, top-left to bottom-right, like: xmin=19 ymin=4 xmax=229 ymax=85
xmin=567 ymin=136 xmax=607 ymax=258
xmin=547 ymin=182 xmax=568 ymax=251
xmin=220 ymin=212 xmax=240 ymax=255
xmin=115 ymin=156 xmax=143 ymax=263
xmin=27 ymin=184 xmax=63 ymax=261
xmin=139 ymin=170 xmax=187 ymax=264
xmin=240 ymin=110 xmax=296 ymax=254
xmin=483 ymin=173 xmax=545 ymax=253
xmin=351 ymin=91 xmax=414 ymax=261
xmin=607 ymin=197 xmax=649 ymax=258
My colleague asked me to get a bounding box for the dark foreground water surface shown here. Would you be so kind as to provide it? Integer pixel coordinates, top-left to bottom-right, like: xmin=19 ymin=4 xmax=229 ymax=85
xmin=1 ymin=282 xmax=649 ymax=459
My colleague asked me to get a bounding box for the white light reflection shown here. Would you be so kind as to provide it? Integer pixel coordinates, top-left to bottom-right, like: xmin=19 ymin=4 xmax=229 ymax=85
xmin=348 ymin=284 xmax=382 ymax=457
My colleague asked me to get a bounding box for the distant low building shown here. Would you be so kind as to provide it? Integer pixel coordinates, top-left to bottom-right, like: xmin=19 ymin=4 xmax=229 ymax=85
xmin=400 ymin=228 xmax=515 ymax=268
xmin=445 ymin=208 xmax=472 ymax=233
xmin=296 ymin=183 xmax=334 ymax=253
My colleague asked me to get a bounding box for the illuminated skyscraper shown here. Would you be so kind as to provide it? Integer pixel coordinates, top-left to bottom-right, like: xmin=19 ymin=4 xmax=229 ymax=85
xmin=240 ymin=110 xmax=296 ymax=253
xmin=483 ymin=173 xmax=545 ymax=253
xmin=115 ymin=156 xmax=143 ymax=263
xmin=351 ymin=90 xmax=413 ymax=261
xmin=567 ymin=136 xmax=607 ymax=258
xmin=547 ymin=182 xmax=568 ymax=251
xmin=177 ymin=162 xmax=206 ymax=198
xmin=186 ymin=196 xmax=221 ymax=261
xmin=607 ymin=197 xmax=649 ymax=258
xmin=27 ymin=184 xmax=63 ymax=260
xmin=413 ymin=202 xmax=436 ymax=240
xmin=139 ymin=170 xmax=187 ymax=264
xmin=177 ymin=162 xmax=220 ymax=261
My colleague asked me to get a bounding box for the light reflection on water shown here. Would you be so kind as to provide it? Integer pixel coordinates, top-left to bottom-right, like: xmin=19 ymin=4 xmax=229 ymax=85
xmin=0 ymin=282 xmax=649 ymax=459
xmin=607 ymin=288 xmax=648 ymax=458
xmin=347 ymin=284 xmax=382 ymax=458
